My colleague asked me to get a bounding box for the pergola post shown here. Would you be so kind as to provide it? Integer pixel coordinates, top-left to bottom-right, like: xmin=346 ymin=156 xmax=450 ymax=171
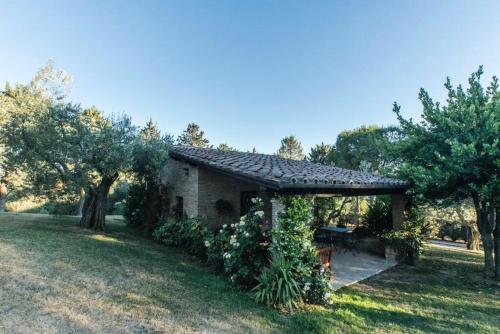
xmin=391 ymin=193 xmax=407 ymax=230
xmin=270 ymin=197 xmax=284 ymax=228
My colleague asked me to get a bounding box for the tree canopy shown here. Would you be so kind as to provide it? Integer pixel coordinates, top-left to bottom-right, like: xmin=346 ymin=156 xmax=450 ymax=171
xmin=394 ymin=66 xmax=499 ymax=278
xmin=177 ymin=123 xmax=210 ymax=147
xmin=307 ymin=142 xmax=333 ymax=164
xmin=277 ymin=135 xmax=304 ymax=160
xmin=327 ymin=125 xmax=399 ymax=174
xmin=0 ymin=62 xmax=137 ymax=230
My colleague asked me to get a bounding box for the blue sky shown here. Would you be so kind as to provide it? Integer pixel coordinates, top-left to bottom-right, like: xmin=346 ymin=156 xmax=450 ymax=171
xmin=1 ymin=1 xmax=499 ymax=153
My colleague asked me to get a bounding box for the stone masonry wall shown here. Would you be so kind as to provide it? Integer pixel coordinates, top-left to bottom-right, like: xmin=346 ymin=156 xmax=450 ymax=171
xmin=197 ymin=167 xmax=260 ymax=229
xmin=161 ymin=158 xmax=199 ymax=218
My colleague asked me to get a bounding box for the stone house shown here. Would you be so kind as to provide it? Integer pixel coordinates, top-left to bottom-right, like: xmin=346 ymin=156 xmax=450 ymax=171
xmin=161 ymin=146 xmax=410 ymax=230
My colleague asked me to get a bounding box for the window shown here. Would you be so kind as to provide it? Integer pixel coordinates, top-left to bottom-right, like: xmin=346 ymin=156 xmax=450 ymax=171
xmin=174 ymin=196 xmax=184 ymax=218
xmin=240 ymin=191 xmax=257 ymax=216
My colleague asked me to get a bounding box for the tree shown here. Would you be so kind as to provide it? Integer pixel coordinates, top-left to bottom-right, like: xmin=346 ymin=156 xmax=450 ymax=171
xmin=308 ymin=143 xmax=333 ymax=164
xmin=0 ymin=62 xmax=71 ymax=211
xmin=277 ymin=135 xmax=304 ymax=160
xmin=177 ymin=123 xmax=210 ymax=147
xmin=125 ymin=120 xmax=173 ymax=234
xmin=78 ymin=110 xmax=136 ymax=230
xmin=1 ymin=62 xmax=136 ymax=231
xmin=394 ymin=67 xmax=499 ymax=278
xmin=328 ymin=125 xmax=399 ymax=174
xmin=217 ymin=143 xmax=236 ymax=152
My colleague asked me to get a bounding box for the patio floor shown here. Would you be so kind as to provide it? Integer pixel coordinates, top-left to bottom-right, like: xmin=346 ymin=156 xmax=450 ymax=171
xmin=331 ymin=249 xmax=397 ymax=290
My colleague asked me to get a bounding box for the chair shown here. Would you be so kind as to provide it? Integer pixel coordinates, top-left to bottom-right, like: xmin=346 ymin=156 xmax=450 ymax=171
xmin=316 ymin=246 xmax=333 ymax=270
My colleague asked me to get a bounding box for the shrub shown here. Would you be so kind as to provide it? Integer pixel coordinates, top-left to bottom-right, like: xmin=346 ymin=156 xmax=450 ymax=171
xmin=271 ymin=196 xmax=317 ymax=278
xmin=207 ymin=225 xmax=231 ymax=270
xmin=363 ymin=196 xmax=392 ymax=236
xmin=107 ymin=181 xmax=129 ymax=214
xmin=383 ymin=212 xmax=427 ymax=265
xmin=124 ymin=184 xmax=145 ymax=227
xmin=153 ymin=218 xmax=212 ymax=258
xmin=41 ymin=200 xmax=79 ymax=215
xmin=303 ymin=264 xmax=332 ymax=305
xmin=208 ymin=198 xmax=270 ymax=287
xmin=124 ymin=182 xmax=168 ymax=235
xmin=253 ymin=256 xmax=302 ymax=311
xmin=265 ymin=196 xmax=332 ymax=308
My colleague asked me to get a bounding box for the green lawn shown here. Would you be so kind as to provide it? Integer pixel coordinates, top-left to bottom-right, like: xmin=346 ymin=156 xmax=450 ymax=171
xmin=0 ymin=213 xmax=498 ymax=333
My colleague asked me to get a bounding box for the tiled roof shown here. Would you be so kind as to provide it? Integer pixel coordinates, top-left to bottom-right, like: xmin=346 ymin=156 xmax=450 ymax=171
xmin=170 ymin=146 xmax=410 ymax=192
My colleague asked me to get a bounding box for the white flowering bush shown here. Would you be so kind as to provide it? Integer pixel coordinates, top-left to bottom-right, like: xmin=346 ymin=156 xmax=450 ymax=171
xmin=254 ymin=196 xmax=333 ymax=309
xmin=207 ymin=197 xmax=270 ymax=288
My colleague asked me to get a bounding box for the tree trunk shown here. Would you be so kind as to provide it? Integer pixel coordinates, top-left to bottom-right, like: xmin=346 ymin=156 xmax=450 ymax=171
xmin=466 ymin=225 xmax=481 ymax=251
xmin=0 ymin=180 xmax=8 ymax=212
xmin=473 ymin=196 xmax=495 ymax=278
xmin=79 ymin=174 xmax=117 ymax=231
xmin=494 ymin=208 xmax=499 ymax=280
xmin=77 ymin=188 xmax=85 ymax=216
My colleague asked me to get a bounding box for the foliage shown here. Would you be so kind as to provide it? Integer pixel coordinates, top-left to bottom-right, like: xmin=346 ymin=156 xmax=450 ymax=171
xmin=106 ymin=181 xmax=129 ymax=215
xmin=362 ymin=196 xmax=392 ymax=236
xmin=78 ymin=111 xmax=136 ymax=230
xmin=437 ymin=223 xmax=467 ymax=242
xmin=328 ymin=125 xmax=400 ymax=174
xmin=268 ymin=196 xmax=332 ymax=308
xmin=314 ymin=196 xmax=353 ymax=227
xmin=0 ymin=63 xmax=75 ymax=202
xmin=271 ymin=197 xmax=316 ymax=277
xmin=123 ymin=184 xmax=145 ymax=226
xmin=394 ymin=66 xmax=499 ymax=277
xmin=307 ymin=142 xmax=333 ymax=165
xmin=153 ymin=217 xmax=212 ymax=258
xmin=0 ymin=62 xmax=137 ymax=230
xmin=176 ymin=123 xmax=210 ymax=147
xmin=210 ymin=198 xmax=270 ymax=287
xmin=383 ymin=211 xmax=427 ymax=265
xmin=253 ymin=256 xmax=302 ymax=311
xmin=302 ymin=264 xmax=332 ymax=305
xmin=216 ymin=143 xmax=236 ymax=152
xmin=40 ymin=199 xmax=80 ymax=216
xmin=125 ymin=120 xmax=173 ymax=234
xmin=277 ymin=135 xmax=304 ymax=160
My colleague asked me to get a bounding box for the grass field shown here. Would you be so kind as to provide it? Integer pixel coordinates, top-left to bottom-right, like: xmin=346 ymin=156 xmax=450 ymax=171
xmin=0 ymin=213 xmax=499 ymax=333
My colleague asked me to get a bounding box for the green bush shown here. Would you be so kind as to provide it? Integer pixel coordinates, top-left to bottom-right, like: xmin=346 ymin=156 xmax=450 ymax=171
xmin=303 ymin=265 xmax=332 ymax=305
xmin=207 ymin=198 xmax=270 ymax=287
xmin=107 ymin=181 xmax=129 ymax=215
xmin=363 ymin=196 xmax=392 ymax=236
xmin=40 ymin=200 xmax=79 ymax=215
xmin=265 ymin=196 xmax=332 ymax=308
xmin=253 ymin=256 xmax=302 ymax=311
xmin=153 ymin=218 xmax=212 ymax=258
xmin=383 ymin=212 xmax=426 ymax=265
xmin=438 ymin=223 xmax=467 ymax=241
xmin=124 ymin=184 xmax=145 ymax=227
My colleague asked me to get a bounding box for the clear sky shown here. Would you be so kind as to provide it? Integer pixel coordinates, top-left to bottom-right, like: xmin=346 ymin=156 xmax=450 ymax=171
xmin=1 ymin=0 xmax=499 ymax=154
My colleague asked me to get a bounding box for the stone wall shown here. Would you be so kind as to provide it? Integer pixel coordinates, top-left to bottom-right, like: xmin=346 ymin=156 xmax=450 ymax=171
xmin=391 ymin=194 xmax=407 ymax=230
xmin=161 ymin=158 xmax=199 ymax=218
xmin=197 ymin=167 xmax=260 ymax=228
xmin=162 ymin=157 xmax=263 ymax=229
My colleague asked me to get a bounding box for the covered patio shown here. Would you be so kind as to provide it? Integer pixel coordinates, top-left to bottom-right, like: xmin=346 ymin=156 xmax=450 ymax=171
xmin=169 ymin=146 xmax=410 ymax=285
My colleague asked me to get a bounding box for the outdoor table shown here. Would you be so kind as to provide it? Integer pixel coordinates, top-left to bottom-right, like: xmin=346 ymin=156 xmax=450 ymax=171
xmin=317 ymin=226 xmax=357 ymax=253
xmin=319 ymin=226 xmax=353 ymax=234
